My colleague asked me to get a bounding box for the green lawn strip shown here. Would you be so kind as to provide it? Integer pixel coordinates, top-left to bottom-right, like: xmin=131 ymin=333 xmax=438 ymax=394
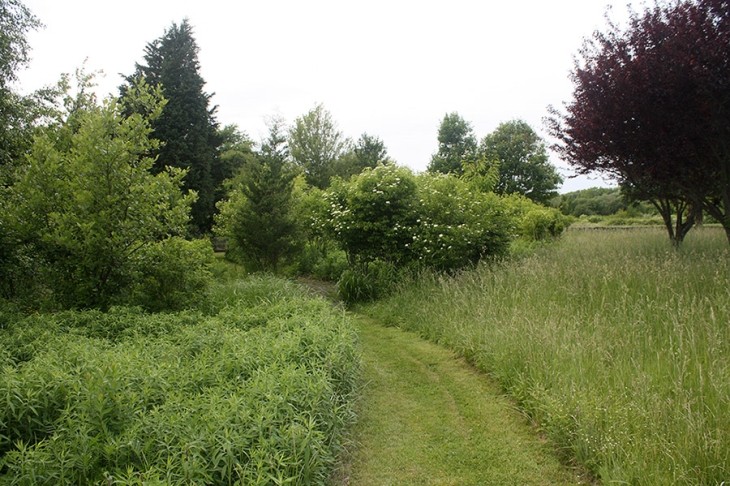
xmin=345 ymin=316 xmax=582 ymax=486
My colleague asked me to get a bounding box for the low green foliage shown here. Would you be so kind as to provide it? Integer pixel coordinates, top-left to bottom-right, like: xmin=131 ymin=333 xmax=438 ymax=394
xmin=0 ymin=276 xmax=360 ymax=485
xmin=364 ymin=228 xmax=729 ymax=484
xmin=503 ymin=194 xmax=570 ymax=241
xmin=337 ymin=261 xmax=400 ymax=305
xmin=124 ymin=237 xmax=214 ymax=312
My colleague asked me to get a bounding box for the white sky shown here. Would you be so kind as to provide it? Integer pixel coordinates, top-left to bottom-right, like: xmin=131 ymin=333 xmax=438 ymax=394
xmin=17 ymin=0 xmax=622 ymax=192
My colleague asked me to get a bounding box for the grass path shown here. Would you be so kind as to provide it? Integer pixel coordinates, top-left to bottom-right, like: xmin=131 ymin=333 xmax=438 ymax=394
xmin=340 ymin=316 xmax=584 ymax=486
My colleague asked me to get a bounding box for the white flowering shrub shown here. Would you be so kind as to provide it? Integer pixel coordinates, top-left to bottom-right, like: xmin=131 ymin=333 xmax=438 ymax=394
xmin=324 ymin=166 xmax=511 ymax=272
xmin=326 ymin=165 xmax=419 ymax=265
xmin=412 ymin=174 xmax=510 ymax=270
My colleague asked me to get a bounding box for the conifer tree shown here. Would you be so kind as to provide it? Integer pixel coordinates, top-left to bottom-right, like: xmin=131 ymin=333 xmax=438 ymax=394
xmin=124 ymin=19 xmax=221 ymax=234
xmin=216 ymin=120 xmax=300 ymax=271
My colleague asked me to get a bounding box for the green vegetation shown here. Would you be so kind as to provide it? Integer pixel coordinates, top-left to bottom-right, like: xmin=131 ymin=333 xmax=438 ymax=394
xmin=123 ymin=19 xmax=222 ymax=235
xmin=0 ymin=81 xmax=206 ymax=311
xmin=364 ymin=228 xmax=729 ymax=484
xmin=344 ymin=316 xmax=582 ymax=485
xmin=215 ymin=119 xmax=300 ymax=272
xmin=3 ymin=1 xmax=728 ymax=483
xmin=0 ymin=275 xmax=360 ymax=484
xmin=307 ymin=164 xmax=567 ymax=302
xmin=554 ymin=187 xmax=631 ymax=217
xmin=548 ymin=0 xmax=730 ymax=245
xmin=428 ymin=112 xmax=478 ymax=175
xmin=480 ymin=119 xmax=563 ymax=205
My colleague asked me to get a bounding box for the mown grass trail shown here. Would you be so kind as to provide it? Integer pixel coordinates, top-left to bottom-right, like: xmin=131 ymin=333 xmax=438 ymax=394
xmin=340 ymin=316 xmax=584 ymax=486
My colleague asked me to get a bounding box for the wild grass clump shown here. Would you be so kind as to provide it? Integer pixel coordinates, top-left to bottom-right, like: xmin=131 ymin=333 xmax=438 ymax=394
xmin=365 ymin=227 xmax=729 ymax=485
xmin=0 ymin=275 xmax=359 ymax=485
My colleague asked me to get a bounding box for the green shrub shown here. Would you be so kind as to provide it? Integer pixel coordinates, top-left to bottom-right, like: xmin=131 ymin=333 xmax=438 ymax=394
xmin=504 ymin=194 xmax=569 ymax=241
xmin=337 ymin=260 xmax=400 ymax=304
xmin=296 ymin=242 xmax=349 ymax=281
xmin=324 ymin=167 xmax=512 ymax=272
xmin=413 ymin=174 xmax=511 ymax=269
xmin=124 ymin=237 xmax=214 ymax=312
xmin=0 ymin=83 xmax=195 ymax=310
xmin=327 ymin=164 xmax=419 ymax=266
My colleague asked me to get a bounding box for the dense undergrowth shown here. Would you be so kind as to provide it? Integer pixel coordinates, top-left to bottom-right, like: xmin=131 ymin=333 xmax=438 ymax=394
xmin=0 ymin=274 xmax=359 ymax=485
xmin=364 ymin=227 xmax=729 ymax=485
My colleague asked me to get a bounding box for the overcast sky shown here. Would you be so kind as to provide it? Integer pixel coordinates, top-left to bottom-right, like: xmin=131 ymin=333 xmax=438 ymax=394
xmin=17 ymin=0 xmax=623 ymax=192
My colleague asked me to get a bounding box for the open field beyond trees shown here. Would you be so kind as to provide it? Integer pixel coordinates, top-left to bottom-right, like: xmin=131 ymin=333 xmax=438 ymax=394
xmin=364 ymin=227 xmax=730 ymax=485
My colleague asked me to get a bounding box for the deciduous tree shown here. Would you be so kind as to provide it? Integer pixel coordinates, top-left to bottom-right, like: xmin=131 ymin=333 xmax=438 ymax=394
xmin=289 ymin=103 xmax=349 ymax=189
xmin=332 ymin=132 xmax=392 ymax=179
xmin=480 ymin=120 xmax=562 ymax=205
xmin=1 ymin=81 xmax=196 ymax=308
xmin=215 ymin=124 xmax=254 ymax=205
xmin=548 ymin=0 xmax=730 ymax=244
xmin=0 ymin=0 xmax=41 ymax=169
xmin=428 ymin=112 xmax=477 ymax=175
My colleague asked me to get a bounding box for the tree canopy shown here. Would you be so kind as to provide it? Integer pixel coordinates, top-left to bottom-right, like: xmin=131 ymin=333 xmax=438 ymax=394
xmin=0 ymin=0 xmax=41 ymax=168
xmin=288 ymin=103 xmax=349 ymax=189
xmin=331 ymin=133 xmax=392 ymax=180
xmin=548 ymin=0 xmax=730 ymax=244
xmin=479 ymin=120 xmax=562 ymax=205
xmin=0 ymin=81 xmax=198 ymax=308
xmin=428 ymin=112 xmax=477 ymax=175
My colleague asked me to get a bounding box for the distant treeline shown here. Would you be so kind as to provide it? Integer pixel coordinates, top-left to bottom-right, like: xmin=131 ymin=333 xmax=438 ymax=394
xmin=551 ymin=187 xmax=655 ymax=218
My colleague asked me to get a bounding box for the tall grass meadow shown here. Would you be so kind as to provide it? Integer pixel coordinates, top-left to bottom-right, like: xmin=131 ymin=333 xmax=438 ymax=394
xmin=365 ymin=227 xmax=729 ymax=484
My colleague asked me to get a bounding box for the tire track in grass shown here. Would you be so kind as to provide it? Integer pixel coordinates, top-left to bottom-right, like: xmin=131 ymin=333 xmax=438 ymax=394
xmin=342 ymin=316 xmax=584 ymax=486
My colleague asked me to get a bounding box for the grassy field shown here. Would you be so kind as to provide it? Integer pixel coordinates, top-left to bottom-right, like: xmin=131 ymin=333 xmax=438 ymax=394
xmin=364 ymin=227 xmax=729 ymax=485
xmin=0 ymin=274 xmax=360 ymax=485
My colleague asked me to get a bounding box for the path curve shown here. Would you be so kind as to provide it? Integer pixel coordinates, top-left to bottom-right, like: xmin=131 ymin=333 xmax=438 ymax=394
xmin=341 ymin=316 xmax=584 ymax=485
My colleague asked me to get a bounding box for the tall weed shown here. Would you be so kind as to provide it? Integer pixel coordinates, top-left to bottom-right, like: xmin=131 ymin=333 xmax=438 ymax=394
xmin=0 ymin=275 xmax=359 ymax=485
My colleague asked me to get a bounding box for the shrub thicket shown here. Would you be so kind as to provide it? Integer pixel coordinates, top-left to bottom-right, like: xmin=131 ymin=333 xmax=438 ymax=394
xmin=0 ymin=82 xmax=210 ymax=311
xmin=309 ymin=165 xmax=567 ymax=302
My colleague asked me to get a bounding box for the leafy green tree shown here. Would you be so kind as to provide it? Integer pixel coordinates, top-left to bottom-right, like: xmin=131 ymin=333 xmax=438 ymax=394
xmin=289 ymin=103 xmax=350 ymax=189
xmin=1 ymin=81 xmax=197 ymax=308
xmin=479 ymin=120 xmax=562 ymax=204
xmin=216 ymin=119 xmax=300 ymax=271
xmin=215 ymin=124 xmax=254 ymax=205
xmin=124 ymin=19 xmax=221 ymax=234
xmin=0 ymin=0 xmax=41 ymax=169
xmin=428 ymin=112 xmax=477 ymax=175
xmin=332 ymin=133 xmax=392 ymax=180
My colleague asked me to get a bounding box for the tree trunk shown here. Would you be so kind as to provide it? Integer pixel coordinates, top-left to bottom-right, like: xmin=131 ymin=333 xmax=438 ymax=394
xmin=652 ymin=197 xmax=695 ymax=247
